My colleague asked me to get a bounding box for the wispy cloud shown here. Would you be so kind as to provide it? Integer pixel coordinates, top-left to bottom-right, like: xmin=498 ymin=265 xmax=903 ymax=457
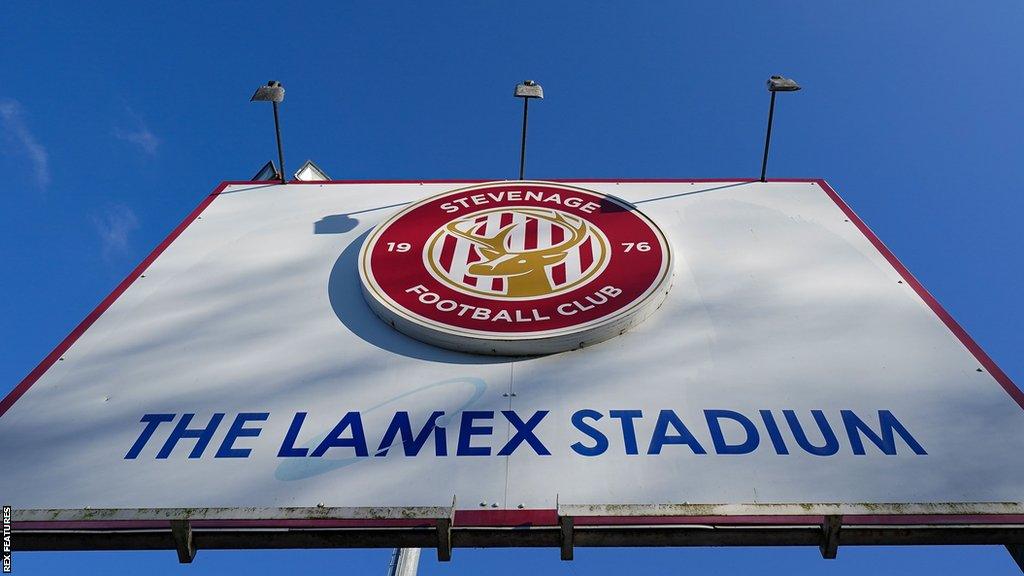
xmin=0 ymin=98 xmax=51 ymax=189
xmin=114 ymin=108 xmax=160 ymax=155
xmin=91 ymin=204 xmax=140 ymax=258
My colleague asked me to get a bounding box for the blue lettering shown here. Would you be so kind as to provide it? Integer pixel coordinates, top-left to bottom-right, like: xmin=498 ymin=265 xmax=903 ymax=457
xmin=127 ymin=407 xmax=926 ymax=461
xmin=156 ymin=413 xmax=225 ymax=459
xmin=497 ymin=410 xmax=550 ymax=456
xmin=609 ymin=410 xmax=642 ymax=455
xmin=784 ymin=410 xmax=839 ymax=456
xmin=457 ymin=411 xmax=493 ymax=456
xmin=215 ymin=412 xmax=268 ymax=458
xmin=376 ymin=411 xmax=447 ymax=456
xmin=125 ymin=413 xmax=175 ymax=459
xmin=278 ymin=412 xmax=310 ymax=457
xmin=311 ymin=412 xmax=368 ymax=457
xmin=759 ymin=410 xmax=789 ymax=455
xmin=705 ymin=409 xmax=759 ymax=454
xmin=570 ymin=410 xmax=608 ymax=456
xmin=842 ymin=410 xmax=927 ymax=455
xmin=647 ymin=410 xmax=706 ymax=455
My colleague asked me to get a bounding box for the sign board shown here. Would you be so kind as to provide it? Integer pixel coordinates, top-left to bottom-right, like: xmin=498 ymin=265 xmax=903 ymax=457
xmin=2 ymin=179 xmax=1022 ymax=559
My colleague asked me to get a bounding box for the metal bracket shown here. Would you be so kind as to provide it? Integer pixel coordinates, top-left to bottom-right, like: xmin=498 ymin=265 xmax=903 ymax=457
xmin=559 ymin=515 xmax=574 ymax=561
xmin=436 ymin=497 xmax=455 ymax=562
xmin=1006 ymin=544 xmax=1024 ymax=573
xmin=435 ymin=517 xmax=452 ymax=562
xmin=169 ymin=519 xmax=195 ymax=564
xmin=819 ymin=515 xmax=842 ymax=559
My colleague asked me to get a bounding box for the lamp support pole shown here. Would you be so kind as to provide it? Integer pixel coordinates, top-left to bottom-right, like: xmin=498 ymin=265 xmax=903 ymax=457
xmin=759 ymin=90 xmax=777 ymax=182
xmin=518 ymin=97 xmax=530 ymax=180
xmin=272 ymin=101 xmax=286 ymax=184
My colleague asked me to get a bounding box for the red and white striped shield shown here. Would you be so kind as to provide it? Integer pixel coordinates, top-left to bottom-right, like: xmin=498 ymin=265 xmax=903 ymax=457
xmin=427 ymin=208 xmax=607 ymax=298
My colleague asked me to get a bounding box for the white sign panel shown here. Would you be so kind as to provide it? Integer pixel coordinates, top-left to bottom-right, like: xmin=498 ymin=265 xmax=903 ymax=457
xmin=2 ymin=179 xmax=1022 ymax=529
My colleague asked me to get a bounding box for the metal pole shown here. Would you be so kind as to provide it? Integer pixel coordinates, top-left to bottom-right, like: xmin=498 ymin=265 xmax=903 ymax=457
xmin=518 ymin=97 xmax=529 ymax=180
xmin=759 ymin=90 xmax=777 ymax=182
xmin=387 ymin=548 xmax=421 ymax=576
xmin=272 ymin=101 xmax=286 ymax=183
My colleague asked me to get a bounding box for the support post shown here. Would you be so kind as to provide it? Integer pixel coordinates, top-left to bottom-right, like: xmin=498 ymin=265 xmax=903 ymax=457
xmin=436 ymin=517 xmax=452 ymax=562
xmin=559 ymin=515 xmax=574 ymax=561
xmin=759 ymin=90 xmax=777 ymax=182
xmin=169 ymin=520 xmax=195 ymax=564
xmin=272 ymin=101 xmax=286 ymax=184
xmin=519 ymin=98 xmax=529 ymax=180
xmin=820 ymin=514 xmax=842 ymax=559
xmin=436 ymin=498 xmax=455 ymax=562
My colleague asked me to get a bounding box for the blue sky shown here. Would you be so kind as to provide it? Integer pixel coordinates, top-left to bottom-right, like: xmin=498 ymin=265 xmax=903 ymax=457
xmin=2 ymin=1 xmax=1022 ymax=574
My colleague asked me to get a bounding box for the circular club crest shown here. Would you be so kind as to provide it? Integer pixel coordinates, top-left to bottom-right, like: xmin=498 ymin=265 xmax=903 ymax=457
xmin=359 ymin=181 xmax=672 ymax=355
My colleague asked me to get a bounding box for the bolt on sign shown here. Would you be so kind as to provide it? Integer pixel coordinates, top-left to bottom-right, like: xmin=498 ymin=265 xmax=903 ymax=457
xmin=1 ymin=180 xmax=1022 ymax=563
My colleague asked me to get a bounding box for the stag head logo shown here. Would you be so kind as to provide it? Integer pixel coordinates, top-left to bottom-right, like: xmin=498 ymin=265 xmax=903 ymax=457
xmin=427 ymin=208 xmax=608 ymax=298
